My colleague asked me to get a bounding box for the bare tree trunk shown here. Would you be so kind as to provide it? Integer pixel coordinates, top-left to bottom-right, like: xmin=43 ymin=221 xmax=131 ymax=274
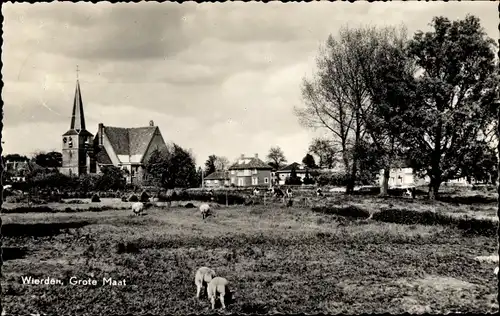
xmin=428 ymin=122 xmax=443 ymax=200
xmin=380 ymin=168 xmax=390 ymax=196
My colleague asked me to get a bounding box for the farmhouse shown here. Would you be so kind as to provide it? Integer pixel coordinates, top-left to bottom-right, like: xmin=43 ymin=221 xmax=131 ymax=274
xmin=204 ymin=171 xmax=230 ymax=188
xmin=378 ymin=167 xmax=477 ymax=188
xmin=274 ymin=162 xmax=309 ymax=185
xmin=228 ymin=154 xmax=273 ymax=187
xmin=60 ymin=78 xmax=168 ymax=184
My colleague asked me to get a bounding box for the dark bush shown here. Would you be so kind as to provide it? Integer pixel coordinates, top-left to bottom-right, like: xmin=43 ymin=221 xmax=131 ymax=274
xmin=185 ymin=203 xmax=195 ymax=208
xmin=140 ymin=191 xmax=150 ymax=202
xmin=311 ymin=205 xmax=371 ymax=219
xmin=128 ymin=194 xmax=139 ymax=202
xmin=121 ymin=196 xmax=128 ymax=202
xmin=91 ymin=194 xmax=101 ymax=203
xmin=437 ymin=194 xmax=497 ymax=205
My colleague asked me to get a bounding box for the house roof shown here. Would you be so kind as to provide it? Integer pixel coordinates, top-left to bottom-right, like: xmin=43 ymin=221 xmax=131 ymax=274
xmin=276 ymin=162 xmax=308 ymax=173
xmin=94 ymin=146 xmax=113 ymax=165
xmin=96 ymin=125 xmax=159 ymax=160
xmin=228 ymin=156 xmax=273 ymax=170
xmin=205 ymin=171 xmax=230 ymax=180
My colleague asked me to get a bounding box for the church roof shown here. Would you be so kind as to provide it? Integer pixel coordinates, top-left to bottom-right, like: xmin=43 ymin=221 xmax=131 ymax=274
xmin=103 ymin=126 xmax=158 ymax=156
xmin=93 ymin=125 xmax=161 ymax=164
xmin=94 ymin=146 xmax=113 ymax=165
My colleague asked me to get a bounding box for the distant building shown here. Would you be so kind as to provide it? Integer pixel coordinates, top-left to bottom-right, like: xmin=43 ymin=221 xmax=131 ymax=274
xmin=204 ymin=171 xmax=230 ymax=188
xmin=90 ymin=121 xmax=168 ymax=185
xmin=274 ymin=162 xmax=308 ymax=185
xmin=378 ymin=167 xmax=477 ymax=188
xmin=228 ymin=154 xmax=273 ymax=187
xmin=4 ymin=160 xmax=29 ymax=183
xmin=60 ymin=77 xmax=168 ymax=184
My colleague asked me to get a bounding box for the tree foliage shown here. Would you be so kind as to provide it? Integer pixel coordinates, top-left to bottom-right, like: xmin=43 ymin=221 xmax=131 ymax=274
xmin=402 ymin=15 xmax=498 ymax=198
xmin=204 ymin=155 xmax=217 ymax=175
xmin=308 ymin=138 xmax=338 ymax=169
xmin=145 ymin=144 xmax=198 ymax=189
xmin=34 ymin=151 xmax=63 ymax=168
xmin=266 ymin=146 xmax=287 ymax=170
xmin=302 ymin=153 xmax=318 ymax=169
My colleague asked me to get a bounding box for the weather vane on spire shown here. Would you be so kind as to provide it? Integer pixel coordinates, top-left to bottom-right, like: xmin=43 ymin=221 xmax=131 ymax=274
xmin=76 ymin=65 xmax=79 ymax=80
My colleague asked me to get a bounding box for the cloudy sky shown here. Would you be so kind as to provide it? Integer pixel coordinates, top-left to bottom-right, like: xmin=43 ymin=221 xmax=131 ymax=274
xmin=2 ymin=1 xmax=498 ymax=167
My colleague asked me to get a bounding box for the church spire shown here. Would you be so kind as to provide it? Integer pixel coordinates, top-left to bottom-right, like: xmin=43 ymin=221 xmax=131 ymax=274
xmin=70 ymin=66 xmax=86 ymax=132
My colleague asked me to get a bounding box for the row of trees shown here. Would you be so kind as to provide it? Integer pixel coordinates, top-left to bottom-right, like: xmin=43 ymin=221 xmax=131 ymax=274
xmin=296 ymin=15 xmax=499 ymax=198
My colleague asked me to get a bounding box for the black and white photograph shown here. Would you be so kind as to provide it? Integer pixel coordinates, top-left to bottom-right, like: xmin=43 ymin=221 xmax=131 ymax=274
xmin=1 ymin=1 xmax=499 ymax=315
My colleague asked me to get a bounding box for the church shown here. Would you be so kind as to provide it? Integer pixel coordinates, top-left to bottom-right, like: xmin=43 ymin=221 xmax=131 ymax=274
xmin=60 ymin=78 xmax=168 ymax=185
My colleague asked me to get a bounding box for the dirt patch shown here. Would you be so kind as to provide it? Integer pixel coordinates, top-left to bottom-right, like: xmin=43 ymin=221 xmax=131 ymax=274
xmin=474 ymin=255 xmax=499 ymax=263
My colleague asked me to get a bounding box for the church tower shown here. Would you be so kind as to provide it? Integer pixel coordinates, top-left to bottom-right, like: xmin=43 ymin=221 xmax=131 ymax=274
xmin=61 ymin=70 xmax=93 ymax=177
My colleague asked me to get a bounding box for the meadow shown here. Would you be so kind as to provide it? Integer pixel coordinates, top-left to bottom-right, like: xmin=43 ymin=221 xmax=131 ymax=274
xmin=1 ymin=192 xmax=499 ymax=315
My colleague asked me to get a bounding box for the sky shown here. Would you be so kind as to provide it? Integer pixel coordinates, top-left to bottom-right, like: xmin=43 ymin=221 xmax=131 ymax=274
xmin=2 ymin=1 xmax=498 ymax=168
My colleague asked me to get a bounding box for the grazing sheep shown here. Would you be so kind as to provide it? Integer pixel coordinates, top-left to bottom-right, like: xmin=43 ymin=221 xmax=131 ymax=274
xmin=271 ymin=187 xmax=284 ymax=198
xmin=495 ymin=266 xmax=499 ymax=275
xmin=403 ymin=188 xmax=412 ymax=198
xmin=195 ymin=267 xmax=216 ymax=299
xmin=200 ymin=203 xmax=212 ymax=219
xmin=316 ymin=188 xmax=323 ymax=197
xmin=207 ymin=277 xmax=231 ymax=310
xmin=132 ymin=202 xmax=153 ymax=216
xmin=285 ymin=188 xmax=293 ymax=198
xmin=253 ymin=188 xmax=260 ymax=196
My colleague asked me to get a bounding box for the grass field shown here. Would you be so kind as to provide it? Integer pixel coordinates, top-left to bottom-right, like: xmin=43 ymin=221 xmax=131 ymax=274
xmin=1 ymin=197 xmax=499 ymax=315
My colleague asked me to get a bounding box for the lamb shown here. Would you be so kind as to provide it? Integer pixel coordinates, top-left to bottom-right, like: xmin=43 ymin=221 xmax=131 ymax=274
xmin=132 ymin=202 xmax=153 ymax=216
xmin=495 ymin=266 xmax=499 ymax=275
xmin=253 ymin=188 xmax=260 ymax=196
xmin=194 ymin=266 xmax=216 ymax=299
xmin=200 ymin=203 xmax=212 ymax=219
xmin=207 ymin=276 xmax=231 ymax=310
xmin=316 ymin=188 xmax=323 ymax=197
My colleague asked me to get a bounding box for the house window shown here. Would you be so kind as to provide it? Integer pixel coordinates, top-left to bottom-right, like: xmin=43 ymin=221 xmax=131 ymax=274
xmin=243 ymin=169 xmax=251 ymax=176
xmin=264 ymin=177 xmax=269 ymax=184
xmin=238 ymin=178 xmax=244 ymax=186
xmin=252 ymin=177 xmax=258 ymax=185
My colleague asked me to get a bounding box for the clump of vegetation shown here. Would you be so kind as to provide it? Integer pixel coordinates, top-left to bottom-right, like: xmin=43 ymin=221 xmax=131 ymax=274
xmin=128 ymin=194 xmax=139 ymax=202
xmin=121 ymin=195 xmax=128 ymax=202
xmin=311 ymin=205 xmax=371 ymax=219
xmin=140 ymin=191 xmax=150 ymax=202
xmin=91 ymin=194 xmax=101 ymax=203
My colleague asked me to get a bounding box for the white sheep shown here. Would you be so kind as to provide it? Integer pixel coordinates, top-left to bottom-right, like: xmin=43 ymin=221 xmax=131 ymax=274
xmin=207 ymin=276 xmax=231 ymax=310
xmin=253 ymin=188 xmax=260 ymax=196
xmin=194 ymin=266 xmax=216 ymax=299
xmin=200 ymin=203 xmax=212 ymax=219
xmin=495 ymin=266 xmax=499 ymax=275
xmin=132 ymin=202 xmax=153 ymax=216
xmin=285 ymin=188 xmax=293 ymax=198
xmin=316 ymin=188 xmax=323 ymax=197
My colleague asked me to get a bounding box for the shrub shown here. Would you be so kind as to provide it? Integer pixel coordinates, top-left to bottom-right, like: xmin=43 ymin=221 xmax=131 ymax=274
xmin=121 ymin=196 xmax=128 ymax=202
xmin=139 ymin=191 xmax=150 ymax=202
xmin=311 ymin=205 xmax=371 ymax=219
xmin=91 ymin=194 xmax=101 ymax=203
xmin=316 ymin=171 xmax=349 ymax=186
xmin=128 ymin=194 xmax=139 ymax=202
xmin=302 ymin=176 xmax=315 ymax=185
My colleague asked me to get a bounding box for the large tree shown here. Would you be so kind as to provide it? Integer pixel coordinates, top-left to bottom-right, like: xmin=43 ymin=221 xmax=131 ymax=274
xmin=34 ymin=151 xmax=63 ymax=168
xmin=145 ymin=144 xmax=198 ymax=189
xmin=214 ymin=156 xmax=230 ymax=171
xmin=308 ymin=138 xmax=339 ymax=169
xmin=302 ymin=153 xmax=318 ymax=169
xmin=354 ymin=25 xmax=417 ymax=195
xmin=266 ymin=146 xmax=287 ymax=170
xmin=204 ymin=155 xmax=217 ymax=175
xmin=296 ymin=27 xmax=376 ymax=194
xmin=403 ymin=15 xmax=498 ymax=199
